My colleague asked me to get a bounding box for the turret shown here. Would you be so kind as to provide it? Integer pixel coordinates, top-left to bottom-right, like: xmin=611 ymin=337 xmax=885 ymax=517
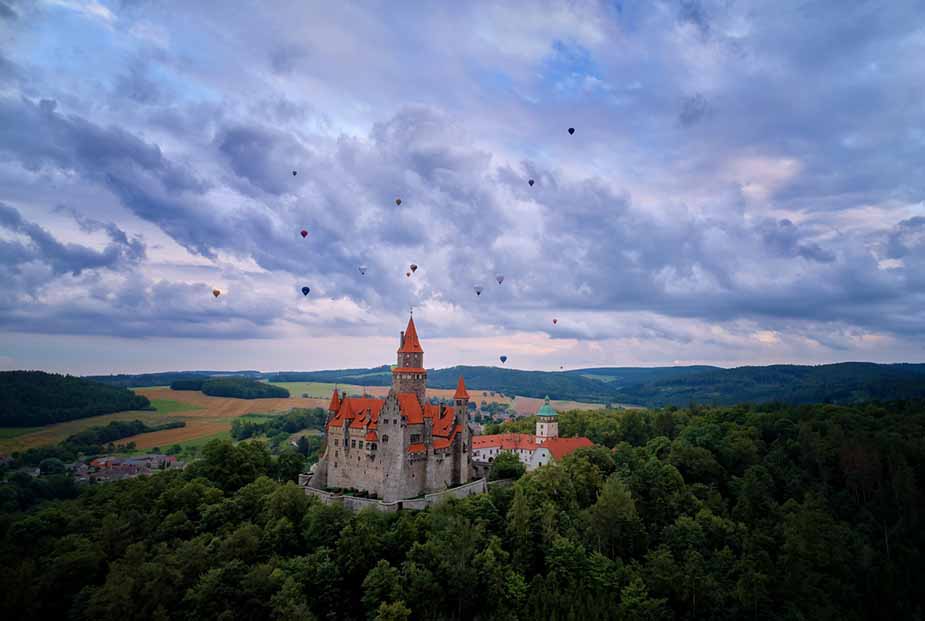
xmin=535 ymin=396 xmax=558 ymax=444
xmin=453 ymin=375 xmax=470 ymax=427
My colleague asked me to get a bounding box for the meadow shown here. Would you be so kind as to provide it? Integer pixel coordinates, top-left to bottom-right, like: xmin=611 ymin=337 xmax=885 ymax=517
xmin=0 ymin=388 xmax=327 ymax=454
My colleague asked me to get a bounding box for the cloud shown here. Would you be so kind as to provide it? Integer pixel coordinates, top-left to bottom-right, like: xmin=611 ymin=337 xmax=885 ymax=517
xmin=0 ymin=0 xmax=924 ymax=370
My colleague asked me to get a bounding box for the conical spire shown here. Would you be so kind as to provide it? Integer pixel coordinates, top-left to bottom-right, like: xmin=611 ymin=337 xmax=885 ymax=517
xmin=453 ymin=375 xmax=469 ymax=400
xmin=397 ymin=315 xmax=423 ymax=353
xmin=328 ymin=387 xmax=341 ymax=412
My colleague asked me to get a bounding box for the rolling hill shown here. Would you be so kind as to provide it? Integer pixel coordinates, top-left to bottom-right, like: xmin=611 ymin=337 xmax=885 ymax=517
xmin=83 ymin=362 xmax=925 ymax=407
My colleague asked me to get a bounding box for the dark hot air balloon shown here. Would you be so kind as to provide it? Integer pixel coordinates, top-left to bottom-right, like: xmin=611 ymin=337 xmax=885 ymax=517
xmin=292 ymin=170 xmax=297 ymax=176
xmin=496 ymin=275 xmax=504 ymax=284
xmin=406 ymin=272 xmax=411 ymax=277
xmin=528 ymin=179 xmax=534 ymax=186
xmin=500 ymin=355 xmax=508 ymax=364
xmin=568 ymin=127 xmax=575 ymax=135
xmin=212 ymin=289 xmax=221 ymax=298
xmin=359 ymin=265 xmax=368 ymax=275
xmin=300 ymin=229 xmax=308 ymax=238
xmin=553 ymin=318 xmax=558 ymax=325
xmin=395 ymin=198 xmax=402 ymax=206
xmin=410 ymin=264 xmax=418 ymax=273
xmin=474 ymin=285 xmax=483 ymax=296
xmin=301 ymin=286 xmax=310 ymax=296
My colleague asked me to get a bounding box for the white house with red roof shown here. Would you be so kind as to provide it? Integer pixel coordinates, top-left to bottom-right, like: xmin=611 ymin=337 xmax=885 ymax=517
xmin=308 ymin=316 xmax=473 ymax=502
xmin=472 ymin=397 xmax=593 ymax=470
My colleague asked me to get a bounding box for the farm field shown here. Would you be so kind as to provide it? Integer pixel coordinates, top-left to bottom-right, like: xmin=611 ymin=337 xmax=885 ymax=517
xmin=0 ymin=387 xmax=327 ymax=453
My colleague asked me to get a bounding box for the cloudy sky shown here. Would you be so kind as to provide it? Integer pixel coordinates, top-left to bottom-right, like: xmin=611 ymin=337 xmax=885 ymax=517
xmin=1 ymin=0 xmax=924 ymax=374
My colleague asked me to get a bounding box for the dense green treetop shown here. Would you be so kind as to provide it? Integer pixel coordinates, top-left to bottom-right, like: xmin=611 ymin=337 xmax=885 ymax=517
xmin=0 ymin=371 xmax=151 ymax=427
xmin=2 ymin=399 xmax=924 ymax=619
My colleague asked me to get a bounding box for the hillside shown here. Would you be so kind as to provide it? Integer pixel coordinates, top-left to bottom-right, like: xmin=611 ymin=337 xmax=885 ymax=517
xmin=81 ymin=362 xmax=925 ymax=407
xmin=609 ymin=362 xmax=925 ymax=407
xmin=0 ymin=371 xmax=151 ymax=426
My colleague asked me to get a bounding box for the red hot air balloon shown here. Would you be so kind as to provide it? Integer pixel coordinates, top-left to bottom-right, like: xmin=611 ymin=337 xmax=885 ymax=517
xmin=300 ymin=230 xmax=308 ymax=238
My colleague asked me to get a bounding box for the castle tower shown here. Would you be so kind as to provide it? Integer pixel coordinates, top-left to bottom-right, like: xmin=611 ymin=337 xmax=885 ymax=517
xmin=535 ymin=396 xmax=558 ymax=444
xmin=393 ymin=315 xmax=427 ymax=403
xmin=452 ymin=375 xmax=471 ymax=485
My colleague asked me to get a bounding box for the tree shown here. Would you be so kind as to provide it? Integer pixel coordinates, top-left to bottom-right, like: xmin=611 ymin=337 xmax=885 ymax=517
xmin=586 ymin=473 xmax=644 ymax=559
xmin=296 ymin=435 xmax=311 ymax=456
xmin=39 ymin=458 xmax=67 ymax=475
xmin=489 ymin=452 xmax=525 ymax=481
xmin=375 ymin=601 xmax=411 ymax=621
xmin=362 ymin=560 xmax=401 ymax=618
xmin=275 ymin=451 xmax=305 ymax=482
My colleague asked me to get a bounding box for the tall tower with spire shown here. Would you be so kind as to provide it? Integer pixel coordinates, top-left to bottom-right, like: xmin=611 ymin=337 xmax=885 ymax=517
xmin=393 ymin=315 xmax=427 ymax=403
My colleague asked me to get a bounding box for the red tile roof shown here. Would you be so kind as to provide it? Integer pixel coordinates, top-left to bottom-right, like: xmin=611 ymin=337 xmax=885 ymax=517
xmin=398 ymin=393 xmax=423 ymax=424
xmin=472 ymin=433 xmax=537 ymax=451
xmin=408 ymin=443 xmax=426 ymax=454
xmin=328 ymin=388 xmax=341 ymax=412
xmin=365 ymin=431 xmax=378 ymax=442
xmin=397 ymin=316 xmax=423 ymax=353
xmin=540 ymin=437 xmax=594 ymax=460
xmin=453 ymin=375 xmax=469 ymax=400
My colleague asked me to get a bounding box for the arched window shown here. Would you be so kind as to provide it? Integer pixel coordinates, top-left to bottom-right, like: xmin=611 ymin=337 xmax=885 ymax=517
xmin=383 ymin=434 xmax=389 ymax=443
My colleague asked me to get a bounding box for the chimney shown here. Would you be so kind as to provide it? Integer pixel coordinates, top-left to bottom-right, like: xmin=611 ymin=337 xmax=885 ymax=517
xmin=400 ymin=330 xmax=405 ymax=348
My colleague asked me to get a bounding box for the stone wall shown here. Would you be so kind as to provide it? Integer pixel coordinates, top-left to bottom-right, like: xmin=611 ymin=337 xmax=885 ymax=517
xmin=302 ymin=478 xmax=488 ymax=512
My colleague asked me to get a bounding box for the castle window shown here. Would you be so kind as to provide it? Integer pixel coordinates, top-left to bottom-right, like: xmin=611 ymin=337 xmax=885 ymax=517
xmin=351 ymin=440 xmax=356 ymax=448
xmin=410 ymin=434 xmax=421 ymax=443
xmin=359 ymin=441 xmax=364 ymax=449
xmin=382 ymin=434 xmax=389 ymax=443
xmin=343 ymin=439 xmax=348 ymax=447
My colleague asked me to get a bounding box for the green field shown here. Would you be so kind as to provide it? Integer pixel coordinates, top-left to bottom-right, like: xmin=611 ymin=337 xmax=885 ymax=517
xmin=149 ymin=399 xmax=204 ymax=414
xmin=265 ymin=381 xmax=359 ymax=398
xmin=0 ymin=427 xmax=41 ymax=440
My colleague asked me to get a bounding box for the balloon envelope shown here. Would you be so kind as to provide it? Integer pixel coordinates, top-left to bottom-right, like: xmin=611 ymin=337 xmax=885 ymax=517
xmin=406 ymin=272 xmax=411 ymax=277
xmin=410 ymin=264 xmax=418 ymax=272
xmin=500 ymin=355 xmax=507 ymax=364
xmin=496 ymin=275 xmax=504 ymax=284
xmin=474 ymin=285 xmax=483 ymax=296
xmin=553 ymin=318 xmax=558 ymax=325
xmin=359 ymin=265 xmax=368 ymax=275
xmin=301 ymin=287 xmax=310 ymax=296
xmin=568 ymin=127 xmax=575 ymax=135
xmin=292 ymin=170 xmax=297 ymax=176
xmin=212 ymin=289 xmax=221 ymax=298
xmin=395 ymin=198 xmax=402 ymax=206
xmin=300 ymin=230 xmax=308 ymax=238
xmin=528 ymin=179 xmax=534 ymax=186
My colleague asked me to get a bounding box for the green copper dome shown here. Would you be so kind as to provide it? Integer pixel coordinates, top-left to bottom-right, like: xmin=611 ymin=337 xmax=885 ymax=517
xmin=536 ymin=396 xmax=557 ymax=418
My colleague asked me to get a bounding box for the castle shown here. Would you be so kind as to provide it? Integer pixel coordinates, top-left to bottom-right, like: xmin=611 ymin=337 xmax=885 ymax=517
xmin=309 ymin=316 xmax=473 ymax=502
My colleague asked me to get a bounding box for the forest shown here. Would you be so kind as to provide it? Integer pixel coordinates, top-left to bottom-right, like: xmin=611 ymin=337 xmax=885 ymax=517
xmin=200 ymin=378 xmax=290 ymax=399
xmin=0 ymin=371 xmax=151 ymax=426
xmin=2 ymin=400 xmax=923 ymax=619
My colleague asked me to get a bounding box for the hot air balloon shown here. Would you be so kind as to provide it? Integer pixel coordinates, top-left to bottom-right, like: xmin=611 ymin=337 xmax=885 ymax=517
xmin=359 ymin=265 xmax=368 ymax=275
xmin=499 ymin=355 xmax=508 ymax=364
xmin=300 ymin=229 xmax=308 ymax=238
xmin=292 ymin=170 xmax=298 ymax=176
xmin=395 ymin=198 xmax=402 ymax=206
xmin=568 ymin=127 xmax=575 ymax=135
xmin=553 ymin=318 xmax=558 ymax=325
xmin=496 ymin=275 xmax=504 ymax=285
xmin=528 ymin=179 xmax=534 ymax=186
xmin=406 ymin=272 xmax=411 ymax=277
xmin=301 ymin=286 xmax=310 ymax=296
xmin=212 ymin=289 xmax=221 ymax=298
xmin=474 ymin=285 xmax=483 ymax=296
xmin=410 ymin=264 xmax=418 ymax=273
